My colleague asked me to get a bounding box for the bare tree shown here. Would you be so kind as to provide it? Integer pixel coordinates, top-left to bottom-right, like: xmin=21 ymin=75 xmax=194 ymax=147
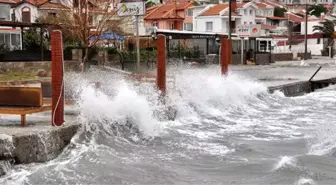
xmin=41 ymin=0 xmax=125 ymax=71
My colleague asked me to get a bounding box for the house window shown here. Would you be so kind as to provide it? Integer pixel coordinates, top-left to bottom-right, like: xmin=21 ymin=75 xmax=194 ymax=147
xmin=22 ymin=7 xmax=31 ymax=23
xmin=170 ymin=23 xmax=174 ymax=30
xmin=0 ymin=4 xmax=10 ymax=21
xmin=250 ymin=22 xmax=253 ymax=24
xmin=186 ymin=9 xmax=193 ymax=16
xmin=206 ymin=21 xmax=213 ymax=31
xmin=153 ymin=22 xmax=158 ymax=28
xmin=73 ymin=0 xmax=79 ymax=7
xmin=0 ymin=33 xmax=11 ymax=48
xmin=11 ymin=12 xmax=16 ymax=21
xmin=250 ymin=9 xmax=253 ymax=15
xmin=183 ymin=23 xmax=193 ymax=31
xmin=0 ymin=33 xmax=4 ymax=45
xmin=11 ymin=33 xmax=21 ymax=50
xmin=48 ymin=12 xmax=57 ymax=17
xmin=244 ymin=9 xmax=247 ymax=15
xmin=88 ymin=15 xmax=93 ymax=25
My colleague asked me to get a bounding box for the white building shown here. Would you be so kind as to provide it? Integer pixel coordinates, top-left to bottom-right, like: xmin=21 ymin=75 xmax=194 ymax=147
xmin=0 ymin=1 xmax=22 ymax=50
xmin=194 ymin=2 xmax=276 ymax=35
xmin=187 ymin=5 xmax=211 ymax=31
xmin=278 ymin=0 xmax=333 ymax=4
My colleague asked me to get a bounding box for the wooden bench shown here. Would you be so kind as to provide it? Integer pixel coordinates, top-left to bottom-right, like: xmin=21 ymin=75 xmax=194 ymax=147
xmin=0 ymin=85 xmax=51 ymax=127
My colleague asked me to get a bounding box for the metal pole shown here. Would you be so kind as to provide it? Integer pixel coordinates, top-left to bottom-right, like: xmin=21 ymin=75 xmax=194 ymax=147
xmin=304 ymin=2 xmax=308 ymax=60
xmin=228 ymin=0 xmax=232 ymax=39
xmin=40 ymin=27 xmax=43 ymax=61
xmin=136 ymin=15 xmax=140 ymax=72
xmin=309 ymin=66 xmax=322 ymax=82
xmin=241 ymin=38 xmax=244 ymax=64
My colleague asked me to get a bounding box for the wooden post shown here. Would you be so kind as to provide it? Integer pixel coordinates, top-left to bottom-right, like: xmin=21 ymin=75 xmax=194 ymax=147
xmin=156 ymin=34 xmax=166 ymax=95
xmin=228 ymin=39 xmax=232 ymax=65
xmin=51 ymin=30 xmax=64 ymax=126
xmin=21 ymin=114 xmax=26 ymax=127
xmin=221 ymin=38 xmax=229 ymax=76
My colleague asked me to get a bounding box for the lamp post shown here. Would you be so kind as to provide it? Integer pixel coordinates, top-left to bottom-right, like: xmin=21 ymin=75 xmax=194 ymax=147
xmin=228 ymin=0 xmax=232 ymax=39
xmin=304 ymin=2 xmax=308 ymax=60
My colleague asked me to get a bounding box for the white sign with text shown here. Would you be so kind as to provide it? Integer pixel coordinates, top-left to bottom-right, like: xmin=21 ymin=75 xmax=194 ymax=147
xmin=236 ymin=24 xmax=261 ymax=37
xmin=117 ymin=1 xmax=145 ymax=16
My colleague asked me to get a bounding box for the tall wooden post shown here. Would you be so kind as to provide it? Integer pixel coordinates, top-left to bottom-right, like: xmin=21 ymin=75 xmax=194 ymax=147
xmin=228 ymin=39 xmax=232 ymax=65
xmin=51 ymin=30 xmax=64 ymax=126
xmin=156 ymin=34 xmax=166 ymax=95
xmin=221 ymin=38 xmax=229 ymax=76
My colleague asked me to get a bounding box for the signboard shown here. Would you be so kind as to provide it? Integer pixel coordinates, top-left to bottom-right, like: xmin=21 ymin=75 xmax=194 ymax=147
xmin=117 ymin=1 xmax=145 ymax=16
xmin=236 ymin=24 xmax=261 ymax=37
xmin=191 ymin=35 xmax=216 ymax=39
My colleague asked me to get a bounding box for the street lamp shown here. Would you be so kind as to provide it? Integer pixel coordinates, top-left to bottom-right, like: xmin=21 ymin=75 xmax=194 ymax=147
xmin=305 ymin=2 xmax=316 ymax=60
xmin=304 ymin=2 xmax=308 ymax=60
xmin=229 ymin=0 xmax=232 ymax=39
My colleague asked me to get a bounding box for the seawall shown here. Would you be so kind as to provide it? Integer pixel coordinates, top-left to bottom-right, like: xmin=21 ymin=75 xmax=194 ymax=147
xmin=268 ymin=81 xmax=312 ymax=97
xmin=268 ymin=77 xmax=336 ymax=97
xmin=0 ymin=123 xmax=80 ymax=176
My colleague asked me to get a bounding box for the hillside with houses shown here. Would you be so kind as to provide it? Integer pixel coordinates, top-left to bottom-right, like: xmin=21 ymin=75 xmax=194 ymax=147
xmin=0 ymin=0 xmax=335 ymax=64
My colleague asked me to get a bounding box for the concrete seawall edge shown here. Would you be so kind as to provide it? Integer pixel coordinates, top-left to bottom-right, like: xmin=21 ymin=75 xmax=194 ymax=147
xmin=0 ymin=123 xmax=81 ymax=176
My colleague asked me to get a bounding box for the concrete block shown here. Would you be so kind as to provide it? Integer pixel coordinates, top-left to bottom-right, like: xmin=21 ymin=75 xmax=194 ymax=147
xmin=0 ymin=134 xmax=14 ymax=158
xmin=13 ymin=130 xmax=64 ymax=164
xmin=0 ymin=160 xmax=12 ymax=176
xmin=12 ymin=124 xmax=80 ymax=164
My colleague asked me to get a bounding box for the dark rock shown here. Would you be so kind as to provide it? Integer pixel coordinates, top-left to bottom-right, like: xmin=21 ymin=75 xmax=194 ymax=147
xmin=36 ymin=69 xmax=48 ymax=77
xmin=0 ymin=160 xmax=12 ymax=176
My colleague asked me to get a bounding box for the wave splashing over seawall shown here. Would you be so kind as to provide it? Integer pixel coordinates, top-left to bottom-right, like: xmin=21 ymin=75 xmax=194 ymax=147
xmin=2 ymin=68 xmax=336 ymax=185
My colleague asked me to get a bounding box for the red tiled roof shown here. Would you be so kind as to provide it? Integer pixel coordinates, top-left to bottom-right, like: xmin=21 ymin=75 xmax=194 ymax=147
xmin=200 ymin=3 xmax=229 ymax=16
xmin=256 ymin=2 xmax=268 ymax=9
xmin=0 ymin=27 xmax=18 ymax=30
xmin=285 ymin=13 xmax=303 ymax=23
xmin=144 ymin=2 xmax=192 ymax=20
xmin=261 ymin=24 xmax=276 ymax=30
xmin=264 ymin=1 xmax=282 ymax=8
xmin=267 ymin=16 xmax=287 ymax=20
xmin=39 ymin=1 xmax=63 ymax=9
xmin=24 ymin=0 xmax=46 ymax=5
xmin=0 ymin=0 xmax=16 ymax=4
xmin=222 ymin=11 xmax=241 ymax=16
xmin=200 ymin=2 xmax=248 ymax=16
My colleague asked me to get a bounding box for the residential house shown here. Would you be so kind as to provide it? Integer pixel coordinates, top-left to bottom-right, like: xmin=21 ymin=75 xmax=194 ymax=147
xmin=186 ymin=4 xmax=210 ymax=31
xmin=143 ymin=1 xmax=193 ymax=30
xmin=11 ymin=0 xmax=46 ymax=23
xmin=266 ymin=16 xmax=288 ymax=34
xmin=194 ymin=2 xmax=276 ymax=35
xmin=278 ymin=0 xmax=333 ymax=4
xmin=0 ymin=0 xmax=22 ymax=50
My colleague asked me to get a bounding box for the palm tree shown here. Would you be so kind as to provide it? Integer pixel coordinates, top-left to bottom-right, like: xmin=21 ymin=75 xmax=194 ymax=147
xmin=313 ymin=19 xmax=336 ymax=55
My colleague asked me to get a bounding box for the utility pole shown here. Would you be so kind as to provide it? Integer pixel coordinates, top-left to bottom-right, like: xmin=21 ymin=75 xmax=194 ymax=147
xmin=136 ymin=15 xmax=140 ymax=72
xmin=228 ymin=0 xmax=232 ymax=39
xmin=304 ymin=2 xmax=308 ymax=60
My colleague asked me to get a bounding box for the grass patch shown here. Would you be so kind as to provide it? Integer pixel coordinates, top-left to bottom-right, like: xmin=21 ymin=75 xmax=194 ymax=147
xmin=0 ymin=72 xmax=37 ymax=82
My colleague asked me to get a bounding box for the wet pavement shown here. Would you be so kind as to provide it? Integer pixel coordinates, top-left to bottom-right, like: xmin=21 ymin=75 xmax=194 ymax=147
xmin=1 ymin=56 xmax=336 ymax=127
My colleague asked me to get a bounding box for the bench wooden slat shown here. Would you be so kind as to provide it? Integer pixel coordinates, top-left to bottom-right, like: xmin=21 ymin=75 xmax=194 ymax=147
xmin=0 ymin=86 xmax=43 ymax=107
xmin=0 ymin=105 xmax=51 ymax=127
xmin=0 ymin=85 xmax=52 ymax=127
xmin=0 ymin=105 xmax=52 ymax=114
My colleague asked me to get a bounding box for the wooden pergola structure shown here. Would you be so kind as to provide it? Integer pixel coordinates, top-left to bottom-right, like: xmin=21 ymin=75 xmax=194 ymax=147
xmin=0 ymin=21 xmax=54 ymax=60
